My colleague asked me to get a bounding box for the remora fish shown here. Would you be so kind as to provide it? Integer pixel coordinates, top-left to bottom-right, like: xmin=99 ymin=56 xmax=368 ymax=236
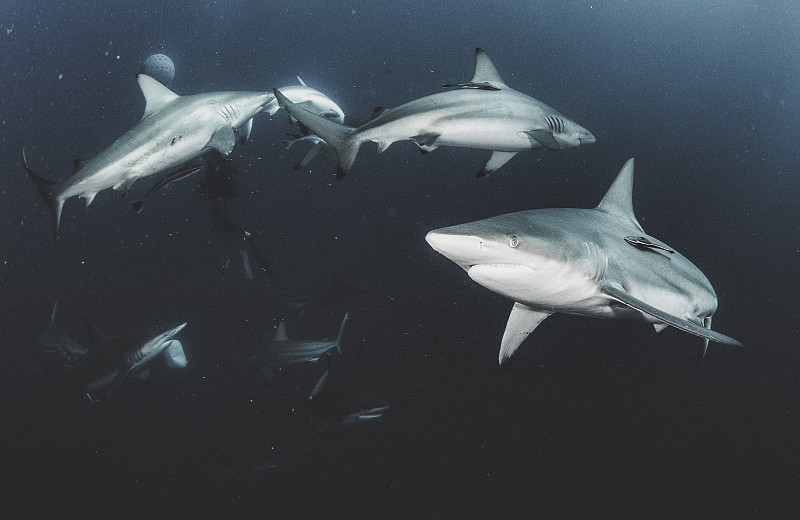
xmin=23 ymin=74 xmax=274 ymax=238
xmin=426 ymin=158 xmax=742 ymax=365
xmin=274 ymin=48 xmax=595 ymax=179
xmin=252 ymin=313 xmax=349 ymax=374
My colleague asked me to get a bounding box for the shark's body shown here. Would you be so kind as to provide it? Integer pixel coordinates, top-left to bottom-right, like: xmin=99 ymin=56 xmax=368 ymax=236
xmin=252 ymin=313 xmax=349 ymax=372
xmin=274 ymin=48 xmax=595 ymax=179
xmin=306 ymin=363 xmax=389 ymax=430
xmin=426 ymin=158 xmax=742 ymax=365
xmin=23 ymin=74 xmax=274 ymax=238
xmin=75 ymin=321 xmax=187 ymax=399
xmin=36 ymin=302 xmax=89 ymax=368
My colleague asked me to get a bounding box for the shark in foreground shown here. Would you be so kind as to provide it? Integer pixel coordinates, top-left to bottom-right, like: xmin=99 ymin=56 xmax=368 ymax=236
xmin=251 ymin=313 xmax=349 ymax=377
xmin=23 ymin=74 xmax=275 ymax=239
xmin=426 ymin=158 xmax=742 ymax=365
xmin=274 ymin=47 xmax=595 ymax=179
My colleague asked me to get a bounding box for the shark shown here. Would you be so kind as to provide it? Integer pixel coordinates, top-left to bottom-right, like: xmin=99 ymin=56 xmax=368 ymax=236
xmin=425 ymin=158 xmax=743 ymax=365
xmin=265 ymin=76 xmax=346 ymax=170
xmin=23 ymin=74 xmax=275 ymax=239
xmin=273 ymin=47 xmax=595 ymax=180
xmin=36 ymin=302 xmax=89 ymax=368
xmin=305 ymin=360 xmax=390 ymax=432
xmin=251 ymin=313 xmax=349 ymax=377
xmin=75 ymin=321 xmax=187 ymax=400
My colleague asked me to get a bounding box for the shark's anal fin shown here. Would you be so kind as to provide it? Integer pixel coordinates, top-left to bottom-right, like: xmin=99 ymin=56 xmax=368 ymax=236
xmin=477 ymin=151 xmax=518 ymax=177
xmin=603 ymin=285 xmax=743 ymax=347
xmin=524 ymin=129 xmax=560 ymax=151
xmin=499 ymin=303 xmax=552 ymax=366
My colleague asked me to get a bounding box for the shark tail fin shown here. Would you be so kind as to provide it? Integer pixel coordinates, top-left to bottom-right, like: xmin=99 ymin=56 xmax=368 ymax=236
xmin=22 ymin=148 xmax=64 ymax=240
xmin=273 ymin=89 xmax=359 ymax=180
xmin=335 ymin=312 xmax=349 ymax=355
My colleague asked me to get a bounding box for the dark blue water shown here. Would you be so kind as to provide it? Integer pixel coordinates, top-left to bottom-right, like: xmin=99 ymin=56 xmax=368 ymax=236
xmin=1 ymin=1 xmax=798 ymax=518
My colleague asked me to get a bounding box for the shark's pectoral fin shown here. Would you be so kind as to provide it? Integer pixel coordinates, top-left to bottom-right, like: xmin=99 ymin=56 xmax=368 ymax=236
xmin=603 ymin=285 xmax=743 ymax=347
xmin=499 ymin=303 xmax=552 ymax=365
xmin=293 ymin=141 xmax=325 ymax=170
xmin=208 ymin=126 xmax=237 ymax=156
xmin=477 ymin=151 xmax=518 ymax=177
xmin=524 ymin=129 xmax=560 ymax=151
xmin=236 ymin=118 xmax=254 ymax=145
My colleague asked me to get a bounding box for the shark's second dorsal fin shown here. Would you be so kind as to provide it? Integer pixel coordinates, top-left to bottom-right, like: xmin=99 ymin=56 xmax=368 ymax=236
xmin=273 ymin=321 xmax=288 ymax=342
xmin=137 ymin=74 xmax=180 ymax=120
xmin=470 ymin=48 xmax=507 ymax=89
xmin=595 ymin=158 xmax=644 ymax=232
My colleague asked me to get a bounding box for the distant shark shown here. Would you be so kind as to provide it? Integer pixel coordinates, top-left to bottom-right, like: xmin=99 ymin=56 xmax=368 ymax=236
xmin=75 ymin=321 xmax=187 ymax=401
xmin=251 ymin=313 xmax=349 ymax=377
xmin=273 ymin=48 xmax=595 ymax=179
xmin=23 ymin=74 xmax=275 ymax=239
xmin=36 ymin=302 xmax=89 ymax=368
xmin=426 ymin=158 xmax=742 ymax=365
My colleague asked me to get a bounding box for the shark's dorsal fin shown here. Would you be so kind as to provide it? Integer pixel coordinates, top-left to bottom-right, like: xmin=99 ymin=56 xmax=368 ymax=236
xmin=595 ymin=158 xmax=644 ymax=231
xmin=273 ymin=321 xmax=288 ymax=342
xmin=137 ymin=74 xmax=180 ymax=120
xmin=296 ymin=76 xmax=307 ymax=87
xmin=470 ymin=48 xmax=507 ymax=89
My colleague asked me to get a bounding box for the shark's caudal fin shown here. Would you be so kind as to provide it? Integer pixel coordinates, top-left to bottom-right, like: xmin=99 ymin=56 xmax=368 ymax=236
xmin=273 ymin=88 xmax=358 ymax=180
xmin=334 ymin=312 xmax=349 ymax=355
xmin=22 ymin=149 xmax=64 ymax=240
xmin=604 ymin=285 xmax=743 ymax=348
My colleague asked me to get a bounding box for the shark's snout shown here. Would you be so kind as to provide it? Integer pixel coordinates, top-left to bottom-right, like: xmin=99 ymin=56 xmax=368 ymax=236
xmin=581 ymin=131 xmax=596 ymax=144
xmin=426 ymin=230 xmax=486 ymax=269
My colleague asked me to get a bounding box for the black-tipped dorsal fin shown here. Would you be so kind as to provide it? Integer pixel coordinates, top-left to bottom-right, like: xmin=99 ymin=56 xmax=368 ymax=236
xmin=137 ymin=74 xmax=180 ymax=120
xmin=470 ymin=48 xmax=507 ymax=88
xmin=595 ymin=158 xmax=643 ymax=231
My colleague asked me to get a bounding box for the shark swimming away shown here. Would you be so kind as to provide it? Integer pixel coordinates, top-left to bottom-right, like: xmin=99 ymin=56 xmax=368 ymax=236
xmin=426 ymin=158 xmax=743 ymax=365
xmin=23 ymin=74 xmax=275 ymax=239
xmin=273 ymin=47 xmax=595 ymax=179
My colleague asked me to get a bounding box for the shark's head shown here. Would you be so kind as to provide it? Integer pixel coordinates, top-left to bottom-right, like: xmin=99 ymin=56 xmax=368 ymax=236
xmin=544 ymin=114 xmax=596 ymax=149
xmin=426 ymin=212 xmax=600 ymax=306
xmin=265 ymin=83 xmax=345 ymax=123
xmin=131 ymin=322 xmax=188 ymax=368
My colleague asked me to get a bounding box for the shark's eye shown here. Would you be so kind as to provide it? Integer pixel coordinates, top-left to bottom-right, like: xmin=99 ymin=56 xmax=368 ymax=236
xmin=509 ymin=235 xmax=519 ymax=248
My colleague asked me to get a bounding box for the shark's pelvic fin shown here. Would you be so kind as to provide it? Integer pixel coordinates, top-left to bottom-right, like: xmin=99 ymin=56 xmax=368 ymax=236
xmin=477 ymin=151 xmax=518 ymax=177
xmin=499 ymin=303 xmax=552 ymax=365
xmin=603 ymin=285 xmax=743 ymax=347
xmin=595 ymin=158 xmax=644 ymax=232
xmin=137 ymin=74 xmax=180 ymax=120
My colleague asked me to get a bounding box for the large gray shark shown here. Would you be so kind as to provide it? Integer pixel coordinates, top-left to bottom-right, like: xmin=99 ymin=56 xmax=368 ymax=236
xmin=23 ymin=74 xmax=275 ymax=238
xmin=426 ymin=158 xmax=742 ymax=365
xmin=273 ymin=48 xmax=595 ymax=179
xmin=251 ymin=313 xmax=349 ymax=376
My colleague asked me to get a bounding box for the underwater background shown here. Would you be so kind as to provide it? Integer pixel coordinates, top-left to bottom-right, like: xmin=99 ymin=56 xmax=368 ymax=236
xmin=1 ymin=1 xmax=799 ymax=518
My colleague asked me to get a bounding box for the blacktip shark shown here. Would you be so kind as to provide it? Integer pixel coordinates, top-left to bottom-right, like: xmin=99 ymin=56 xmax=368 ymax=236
xmin=251 ymin=313 xmax=349 ymax=377
xmin=23 ymin=74 xmax=275 ymax=239
xmin=273 ymin=47 xmax=595 ymax=180
xmin=265 ymin=76 xmax=346 ymax=170
xmin=76 ymin=321 xmax=187 ymax=401
xmin=426 ymin=158 xmax=742 ymax=366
